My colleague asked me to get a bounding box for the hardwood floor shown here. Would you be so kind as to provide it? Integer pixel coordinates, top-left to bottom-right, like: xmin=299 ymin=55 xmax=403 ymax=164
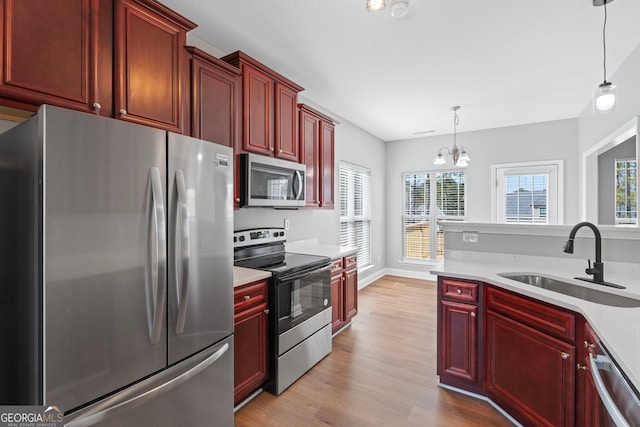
xmin=234 ymin=276 xmax=513 ymax=427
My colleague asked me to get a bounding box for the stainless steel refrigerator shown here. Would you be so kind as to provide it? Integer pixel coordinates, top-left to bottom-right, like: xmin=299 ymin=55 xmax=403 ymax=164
xmin=0 ymin=105 xmax=234 ymax=426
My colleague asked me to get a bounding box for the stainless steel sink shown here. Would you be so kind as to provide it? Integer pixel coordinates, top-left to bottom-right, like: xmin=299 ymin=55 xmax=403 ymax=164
xmin=497 ymin=273 xmax=640 ymax=308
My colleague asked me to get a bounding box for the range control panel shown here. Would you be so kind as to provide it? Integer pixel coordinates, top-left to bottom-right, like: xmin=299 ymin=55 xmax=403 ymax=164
xmin=233 ymin=227 xmax=286 ymax=248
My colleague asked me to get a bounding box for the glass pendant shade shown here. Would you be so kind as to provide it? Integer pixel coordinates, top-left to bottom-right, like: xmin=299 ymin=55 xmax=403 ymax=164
xmin=366 ymin=0 xmax=386 ymax=12
xmin=593 ymin=81 xmax=618 ymax=113
xmin=459 ymin=149 xmax=470 ymax=162
xmin=433 ymin=152 xmax=446 ymax=165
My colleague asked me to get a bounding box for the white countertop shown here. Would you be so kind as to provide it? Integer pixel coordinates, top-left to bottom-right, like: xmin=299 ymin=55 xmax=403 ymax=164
xmin=431 ymin=251 xmax=640 ymax=392
xmin=285 ymin=240 xmax=357 ymax=260
xmin=233 ymin=266 xmax=271 ymax=288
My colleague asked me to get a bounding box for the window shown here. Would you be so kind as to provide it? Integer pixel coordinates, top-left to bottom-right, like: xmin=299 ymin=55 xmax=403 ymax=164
xmin=493 ymin=161 xmax=563 ymax=224
xmin=402 ymin=171 xmax=465 ymax=261
xmin=615 ymin=159 xmax=637 ymax=225
xmin=340 ymin=162 xmax=371 ymax=269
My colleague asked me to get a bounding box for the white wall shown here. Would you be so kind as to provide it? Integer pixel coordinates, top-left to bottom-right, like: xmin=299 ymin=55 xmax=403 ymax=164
xmin=384 ymin=118 xmax=579 ymax=276
xmin=578 ymin=43 xmax=640 ymax=222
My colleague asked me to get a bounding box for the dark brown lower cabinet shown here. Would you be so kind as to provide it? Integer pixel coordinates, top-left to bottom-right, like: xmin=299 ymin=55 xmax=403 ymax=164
xmin=486 ymin=309 xmax=575 ymax=426
xmin=437 ymin=277 xmax=483 ymax=393
xmin=234 ymin=280 xmax=268 ymax=405
xmin=576 ymin=318 xmax=617 ymax=427
xmin=331 ymin=255 xmax=358 ymax=335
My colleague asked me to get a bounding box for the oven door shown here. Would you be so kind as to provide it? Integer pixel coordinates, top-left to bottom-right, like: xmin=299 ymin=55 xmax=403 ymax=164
xmin=275 ymin=263 xmax=331 ymax=337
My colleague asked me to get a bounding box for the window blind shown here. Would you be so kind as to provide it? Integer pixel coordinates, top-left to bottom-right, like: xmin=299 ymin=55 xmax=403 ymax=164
xmin=402 ymin=171 xmax=465 ymax=261
xmin=504 ymin=174 xmax=548 ymax=223
xmin=340 ymin=162 xmax=371 ymax=268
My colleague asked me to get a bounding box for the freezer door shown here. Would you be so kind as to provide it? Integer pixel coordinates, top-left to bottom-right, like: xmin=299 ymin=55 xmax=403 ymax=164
xmin=43 ymin=106 xmax=168 ymax=412
xmin=167 ymin=133 xmax=234 ymax=364
xmin=63 ymin=336 xmax=234 ymax=427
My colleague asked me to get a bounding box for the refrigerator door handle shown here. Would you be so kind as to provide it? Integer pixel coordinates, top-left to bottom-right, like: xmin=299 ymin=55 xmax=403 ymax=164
xmin=64 ymin=342 xmax=230 ymax=427
xmin=174 ymin=170 xmax=190 ymax=335
xmin=145 ymin=167 xmax=167 ymax=345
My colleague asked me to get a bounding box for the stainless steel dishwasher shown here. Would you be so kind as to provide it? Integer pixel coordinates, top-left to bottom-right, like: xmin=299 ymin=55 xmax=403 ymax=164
xmin=589 ymin=341 xmax=640 ymax=426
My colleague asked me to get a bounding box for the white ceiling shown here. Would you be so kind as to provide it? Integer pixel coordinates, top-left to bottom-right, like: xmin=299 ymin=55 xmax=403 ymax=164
xmin=159 ymin=0 xmax=640 ymax=142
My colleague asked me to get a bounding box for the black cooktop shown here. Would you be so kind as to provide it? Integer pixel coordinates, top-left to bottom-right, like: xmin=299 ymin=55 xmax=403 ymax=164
xmin=235 ymin=252 xmax=330 ymax=276
xmin=233 ymin=227 xmax=331 ymax=277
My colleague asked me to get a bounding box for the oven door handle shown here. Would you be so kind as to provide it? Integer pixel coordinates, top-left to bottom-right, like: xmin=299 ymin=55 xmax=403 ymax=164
xmin=589 ymin=352 xmax=631 ymax=427
xmin=278 ymin=263 xmax=332 ymax=282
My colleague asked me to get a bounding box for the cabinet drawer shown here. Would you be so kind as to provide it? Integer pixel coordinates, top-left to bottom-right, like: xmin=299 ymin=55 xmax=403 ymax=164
xmin=234 ymin=280 xmax=268 ymax=313
xmin=441 ymin=278 xmax=479 ymax=303
xmin=487 ymin=286 xmax=575 ymax=343
xmin=330 ymin=259 xmax=343 ymax=277
xmin=344 ymin=255 xmax=357 ymax=270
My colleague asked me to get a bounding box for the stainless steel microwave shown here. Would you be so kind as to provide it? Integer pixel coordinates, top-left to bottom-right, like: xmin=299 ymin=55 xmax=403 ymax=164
xmin=240 ymin=153 xmax=306 ymax=207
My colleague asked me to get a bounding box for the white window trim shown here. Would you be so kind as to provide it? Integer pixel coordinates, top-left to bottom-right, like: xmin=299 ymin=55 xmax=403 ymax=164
xmin=491 ymin=160 xmax=564 ymax=225
xmin=614 ymin=157 xmax=638 ymax=226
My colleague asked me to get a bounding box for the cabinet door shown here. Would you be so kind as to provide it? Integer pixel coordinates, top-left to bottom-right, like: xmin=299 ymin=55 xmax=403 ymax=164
xmin=439 ymin=300 xmax=478 ymax=383
xmin=344 ymin=268 xmax=358 ymax=321
xmin=242 ymin=65 xmax=273 ymax=155
xmin=234 ymin=303 xmax=268 ymax=405
xmin=274 ymin=82 xmax=298 ymax=161
xmin=486 ymin=310 xmax=575 ymax=427
xmin=319 ymin=120 xmax=335 ymax=208
xmin=189 ymin=50 xmax=240 ymax=148
xmin=0 ymin=0 xmax=103 ymax=113
xmin=115 ymin=0 xmax=190 ymax=133
xmin=331 ymin=273 xmax=344 ymax=334
xmin=300 ymin=108 xmax=320 ymax=207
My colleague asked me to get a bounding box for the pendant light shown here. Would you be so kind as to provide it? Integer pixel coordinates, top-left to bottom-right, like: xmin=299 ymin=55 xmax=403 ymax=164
xmin=366 ymin=0 xmax=386 ymax=12
xmin=434 ymin=106 xmax=470 ymax=167
xmin=592 ymin=0 xmax=618 ymax=113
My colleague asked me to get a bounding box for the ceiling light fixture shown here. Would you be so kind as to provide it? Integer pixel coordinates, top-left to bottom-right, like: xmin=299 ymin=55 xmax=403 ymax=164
xmin=592 ymin=0 xmax=618 ymax=113
xmin=390 ymin=1 xmax=409 ymax=19
xmin=366 ymin=0 xmax=386 ymax=12
xmin=434 ymin=106 xmax=470 ymax=167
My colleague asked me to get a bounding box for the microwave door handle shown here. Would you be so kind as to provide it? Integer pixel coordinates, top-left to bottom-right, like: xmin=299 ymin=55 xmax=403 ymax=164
xmin=174 ymin=170 xmax=190 ymax=335
xmin=589 ymin=352 xmax=631 ymax=427
xmin=293 ymin=170 xmax=303 ymax=200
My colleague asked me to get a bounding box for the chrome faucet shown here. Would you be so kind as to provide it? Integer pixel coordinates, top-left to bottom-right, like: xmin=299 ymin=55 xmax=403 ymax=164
xmin=563 ymin=221 xmax=624 ymax=289
xmin=563 ymin=221 xmax=604 ymax=283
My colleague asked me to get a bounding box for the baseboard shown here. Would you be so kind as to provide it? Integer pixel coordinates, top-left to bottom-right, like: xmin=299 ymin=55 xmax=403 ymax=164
xmin=437 ymin=383 xmax=522 ymax=427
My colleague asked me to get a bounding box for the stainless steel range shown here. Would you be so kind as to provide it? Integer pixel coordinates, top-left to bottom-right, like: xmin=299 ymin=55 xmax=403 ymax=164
xmin=233 ymin=228 xmax=332 ymax=394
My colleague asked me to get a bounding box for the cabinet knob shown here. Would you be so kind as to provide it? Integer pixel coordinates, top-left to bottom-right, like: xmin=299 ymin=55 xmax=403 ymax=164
xmin=270 ymin=147 xmax=274 ymax=152
xmin=264 ymin=309 xmax=269 ymax=315
xmin=584 ymin=340 xmax=596 ymax=349
xmin=279 ymin=149 xmax=283 ymax=154
xmin=119 ymin=109 xmax=127 ymax=116
xmin=235 ymin=198 xmax=240 ymax=203
xmin=243 ymin=295 xmax=250 ymax=301
xmin=561 ymin=352 xmax=570 ymax=360
xmin=92 ymin=102 xmax=101 ymax=110
xmin=577 ymin=363 xmax=588 ymax=371
xmin=456 ymin=289 xmax=462 ymax=294
xmin=470 ymin=312 xmax=476 ymax=318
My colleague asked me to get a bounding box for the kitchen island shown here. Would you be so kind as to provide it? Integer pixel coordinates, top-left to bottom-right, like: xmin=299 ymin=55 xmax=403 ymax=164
xmin=432 ymin=222 xmax=640 ymax=426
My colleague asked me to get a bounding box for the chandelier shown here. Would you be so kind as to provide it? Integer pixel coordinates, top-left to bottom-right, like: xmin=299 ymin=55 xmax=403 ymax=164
xmin=433 ymin=106 xmax=470 ymax=167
